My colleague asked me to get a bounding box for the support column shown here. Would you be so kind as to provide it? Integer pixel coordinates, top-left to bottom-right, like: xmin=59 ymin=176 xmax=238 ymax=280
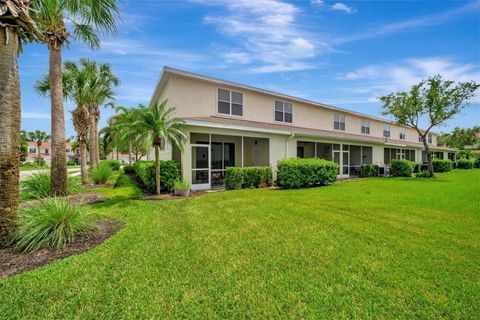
xmin=241 ymin=136 xmax=244 ymax=167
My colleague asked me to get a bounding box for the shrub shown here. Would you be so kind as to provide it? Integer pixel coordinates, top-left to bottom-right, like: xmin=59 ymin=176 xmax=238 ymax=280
xmin=21 ymin=172 xmax=82 ymax=200
xmin=102 ymin=159 xmax=121 ymax=171
xmin=277 ymin=158 xmax=337 ymax=189
xmin=132 ymin=160 xmax=180 ymax=193
xmin=457 ymin=159 xmax=475 ymax=169
xmin=13 ymin=198 xmax=96 ymax=253
xmin=416 ymin=170 xmax=433 ymax=178
xmin=360 ymin=164 xmax=379 ymax=177
xmin=89 ymin=162 xmax=113 ymax=184
xmin=123 ymin=165 xmax=135 ymax=174
xmin=432 ymin=159 xmax=453 ymax=172
xmin=412 ymin=162 xmax=421 ymax=173
xmin=225 ymin=167 xmax=272 ymax=190
xmin=174 ymin=180 xmax=190 ymax=189
xmin=390 ymin=159 xmax=414 ymax=177
xmin=67 ymin=160 xmax=77 ymax=166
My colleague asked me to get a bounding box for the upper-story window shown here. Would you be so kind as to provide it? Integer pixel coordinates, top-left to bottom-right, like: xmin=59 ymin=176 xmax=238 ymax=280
xmin=383 ymin=124 xmax=391 ymax=138
xmin=334 ymin=113 xmax=345 ymax=131
xmin=418 ymin=135 xmax=424 ymax=142
xmin=361 ymin=119 xmax=370 ymax=134
xmin=428 ymin=134 xmax=433 ymax=144
xmin=29 ymin=148 xmax=36 ymax=154
xmin=217 ymin=88 xmax=243 ymax=116
xmin=274 ymin=100 xmax=292 ymax=123
xmin=44 ymin=149 xmax=49 ymax=155
xmin=399 ymin=128 xmax=406 ymax=140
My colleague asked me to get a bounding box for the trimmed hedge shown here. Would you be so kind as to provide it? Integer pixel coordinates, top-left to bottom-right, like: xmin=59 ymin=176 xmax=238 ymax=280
xmin=123 ymin=165 xmax=135 ymax=174
xmin=432 ymin=159 xmax=453 ymax=172
xmin=457 ymin=159 xmax=475 ymax=169
xmin=277 ymin=158 xmax=337 ymax=189
xmin=360 ymin=164 xmax=379 ymax=177
xmin=102 ymin=159 xmax=121 ymax=171
xmin=132 ymin=160 xmax=180 ymax=193
xmin=390 ymin=159 xmax=415 ymax=177
xmin=225 ymin=166 xmax=272 ymax=190
xmin=413 ymin=162 xmax=421 ymax=173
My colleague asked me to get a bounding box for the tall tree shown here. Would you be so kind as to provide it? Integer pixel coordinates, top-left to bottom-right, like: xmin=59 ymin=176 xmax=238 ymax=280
xmin=0 ymin=0 xmax=39 ymax=246
xmin=31 ymin=0 xmax=120 ymax=195
xmin=28 ymin=130 xmax=50 ymax=166
xmin=438 ymin=126 xmax=480 ymax=150
xmin=380 ymin=75 xmax=479 ymax=177
xmin=125 ymin=102 xmax=186 ymax=195
xmin=19 ymin=130 xmax=28 ymax=162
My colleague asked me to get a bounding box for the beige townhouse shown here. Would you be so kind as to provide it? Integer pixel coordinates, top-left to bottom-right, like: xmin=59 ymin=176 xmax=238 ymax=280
xmin=149 ymin=67 xmax=455 ymax=190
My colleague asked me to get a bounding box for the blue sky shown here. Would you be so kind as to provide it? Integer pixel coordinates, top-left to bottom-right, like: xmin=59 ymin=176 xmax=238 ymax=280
xmin=19 ymin=0 xmax=480 ymax=137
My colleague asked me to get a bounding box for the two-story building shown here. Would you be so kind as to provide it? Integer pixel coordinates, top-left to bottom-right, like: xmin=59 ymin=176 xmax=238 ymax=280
xmin=149 ymin=67 xmax=455 ymax=190
xmin=26 ymin=141 xmax=77 ymax=165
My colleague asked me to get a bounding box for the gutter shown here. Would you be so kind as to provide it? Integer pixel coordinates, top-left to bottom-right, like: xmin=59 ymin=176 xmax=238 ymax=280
xmin=285 ymin=132 xmax=295 ymax=158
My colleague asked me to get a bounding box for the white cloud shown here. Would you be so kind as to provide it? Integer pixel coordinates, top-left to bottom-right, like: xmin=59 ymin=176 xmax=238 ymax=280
xmin=22 ymin=112 xmax=51 ymax=120
xmin=310 ymin=0 xmax=324 ymax=6
xmin=337 ymin=57 xmax=480 ymax=102
xmin=196 ymin=0 xmax=318 ymax=73
xmin=332 ymin=3 xmax=356 ymax=14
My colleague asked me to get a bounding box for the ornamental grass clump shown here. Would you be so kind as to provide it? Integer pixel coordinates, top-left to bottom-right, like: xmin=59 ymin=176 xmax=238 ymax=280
xmin=21 ymin=172 xmax=82 ymax=200
xmin=13 ymin=198 xmax=96 ymax=253
xmin=89 ymin=162 xmax=114 ymax=184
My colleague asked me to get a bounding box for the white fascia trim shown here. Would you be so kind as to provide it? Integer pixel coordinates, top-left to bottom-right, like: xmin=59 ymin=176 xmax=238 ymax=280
xmin=183 ymin=119 xmax=291 ymax=136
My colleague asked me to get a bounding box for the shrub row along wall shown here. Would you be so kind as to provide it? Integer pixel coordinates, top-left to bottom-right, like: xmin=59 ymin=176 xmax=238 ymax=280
xmin=225 ymin=167 xmax=272 ymax=190
xmin=277 ymin=158 xmax=337 ymax=189
xmin=390 ymin=159 xmax=416 ymax=177
xmin=360 ymin=164 xmax=379 ymax=177
xmin=432 ymin=159 xmax=453 ymax=172
xmin=132 ymin=161 xmax=180 ymax=193
xmin=457 ymin=159 xmax=475 ymax=169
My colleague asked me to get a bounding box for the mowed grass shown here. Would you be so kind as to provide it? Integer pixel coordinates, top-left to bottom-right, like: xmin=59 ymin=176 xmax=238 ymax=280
xmin=1 ymin=170 xmax=479 ymax=319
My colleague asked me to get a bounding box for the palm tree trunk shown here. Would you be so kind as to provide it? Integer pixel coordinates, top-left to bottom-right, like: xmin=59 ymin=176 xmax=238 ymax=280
xmin=155 ymin=145 xmax=161 ymax=195
xmin=0 ymin=28 xmax=20 ymax=246
xmin=88 ymin=114 xmax=97 ymax=170
xmin=79 ymin=141 xmax=88 ymax=184
xmin=128 ymin=140 xmax=132 ymax=166
xmin=49 ymin=47 xmax=68 ymax=195
xmin=95 ymin=121 xmax=100 ymax=163
xmin=37 ymin=142 xmax=41 ymax=166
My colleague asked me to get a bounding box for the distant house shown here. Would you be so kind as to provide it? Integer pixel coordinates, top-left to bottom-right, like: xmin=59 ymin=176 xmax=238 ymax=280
xmin=149 ymin=67 xmax=456 ymax=190
xmin=26 ymin=141 xmax=77 ymax=165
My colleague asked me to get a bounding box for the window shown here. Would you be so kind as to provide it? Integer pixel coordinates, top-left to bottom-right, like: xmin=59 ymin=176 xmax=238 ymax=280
xmin=399 ymin=128 xmax=406 ymax=140
xmin=29 ymin=148 xmax=36 ymax=154
xmin=383 ymin=125 xmax=391 ymax=138
xmin=428 ymin=134 xmax=433 ymax=144
xmin=274 ymin=100 xmax=293 ymax=123
xmin=334 ymin=113 xmax=345 ymax=131
xmin=66 ymin=149 xmax=70 ymax=153
xmin=44 ymin=149 xmax=49 ymax=154
xmin=418 ymin=136 xmax=424 ymax=142
xmin=217 ymin=88 xmax=243 ymax=116
xmin=361 ymin=119 xmax=370 ymax=134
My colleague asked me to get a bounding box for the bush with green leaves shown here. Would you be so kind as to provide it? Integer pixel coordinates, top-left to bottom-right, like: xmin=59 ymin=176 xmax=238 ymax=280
xmin=412 ymin=162 xmax=421 ymax=173
xmin=457 ymin=159 xmax=475 ymax=169
xmin=174 ymin=180 xmax=190 ymax=189
xmin=132 ymin=160 xmax=180 ymax=193
xmin=416 ymin=170 xmax=433 ymax=178
xmin=432 ymin=159 xmax=453 ymax=172
xmin=225 ymin=166 xmax=273 ymax=190
xmin=89 ymin=162 xmax=114 ymax=184
xmin=123 ymin=165 xmax=134 ymax=174
xmin=360 ymin=164 xmax=379 ymax=177
xmin=390 ymin=159 xmax=415 ymax=177
xmin=67 ymin=160 xmax=78 ymax=166
xmin=277 ymin=158 xmax=337 ymax=189
xmin=102 ymin=159 xmax=121 ymax=171
xmin=21 ymin=172 xmax=82 ymax=200
xmin=13 ymin=198 xmax=96 ymax=253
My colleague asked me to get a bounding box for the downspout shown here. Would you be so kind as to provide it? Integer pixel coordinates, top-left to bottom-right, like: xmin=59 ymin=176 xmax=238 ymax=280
xmin=285 ymin=132 xmax=295 ymax=158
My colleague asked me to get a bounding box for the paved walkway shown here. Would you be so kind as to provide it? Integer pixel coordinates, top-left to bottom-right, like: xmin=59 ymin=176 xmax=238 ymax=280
xmin=20 ymin=168 xmax=81 ymax=181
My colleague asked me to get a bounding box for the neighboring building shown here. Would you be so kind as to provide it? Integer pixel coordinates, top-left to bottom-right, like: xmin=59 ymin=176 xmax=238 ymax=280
xmin=149 ymin=67 xmax=455 ymax=190
xmin=26 ymin=141 xmax=76 ymax=165
xmin=106 ymin=151 xmax=132 ymax=164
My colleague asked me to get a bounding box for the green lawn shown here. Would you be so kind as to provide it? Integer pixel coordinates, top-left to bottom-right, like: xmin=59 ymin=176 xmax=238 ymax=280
xmin=1 ymin=170 xmax=479 ymax=319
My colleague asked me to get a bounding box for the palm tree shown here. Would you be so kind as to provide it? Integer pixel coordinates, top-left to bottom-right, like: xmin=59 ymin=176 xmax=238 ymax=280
xmin=28 ymin=130 xmax=50 ymax=166
xmin=0 ymin=0 xmax=39 ymax=245
xmin=126 ymin=102 xmax=186 ymax=195
xmin=30 ymin=0 xmax=120 ymax=195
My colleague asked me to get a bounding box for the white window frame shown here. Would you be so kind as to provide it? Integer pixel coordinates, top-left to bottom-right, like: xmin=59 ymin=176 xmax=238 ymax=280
xmin=217 ymin=88 xmax=243 ymax=117
xmin=383 ymin=124 xmax=391 ymax=138
xmin=399 ymin=128 xmax=406 ymax=140
xmin=428 ymin=134 xmax=433 ymax=144
xmin=361 ymin=119 xmax=370 ymax=135
xmin=418 ymin=135 xmax=424 ymax=142
xmin=274 ymin=100 xmax=293 ymax=123
xmin=29 ymin=148 xmax=36 ymax=154
xmin=334 ymin=113 xmax=346 ymax=131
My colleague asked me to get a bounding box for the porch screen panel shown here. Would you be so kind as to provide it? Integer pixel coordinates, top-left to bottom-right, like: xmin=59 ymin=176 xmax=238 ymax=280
xmin=362 ymin=146 xmax=372 ymax=164
xmin=316 ymin=143 xmax=332 ymax=161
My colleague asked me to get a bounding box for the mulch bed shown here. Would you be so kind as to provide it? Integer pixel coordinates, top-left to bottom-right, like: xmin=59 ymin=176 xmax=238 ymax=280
xmin=67 ymin=193 xmax=107 ymax=205
xmin=83 ymin=184 xmax=113 ymax=189
xmin=0 ymin=219 xmax=122 ymax=280
xmin=142 ymin=190 xmax=210 ymax=201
